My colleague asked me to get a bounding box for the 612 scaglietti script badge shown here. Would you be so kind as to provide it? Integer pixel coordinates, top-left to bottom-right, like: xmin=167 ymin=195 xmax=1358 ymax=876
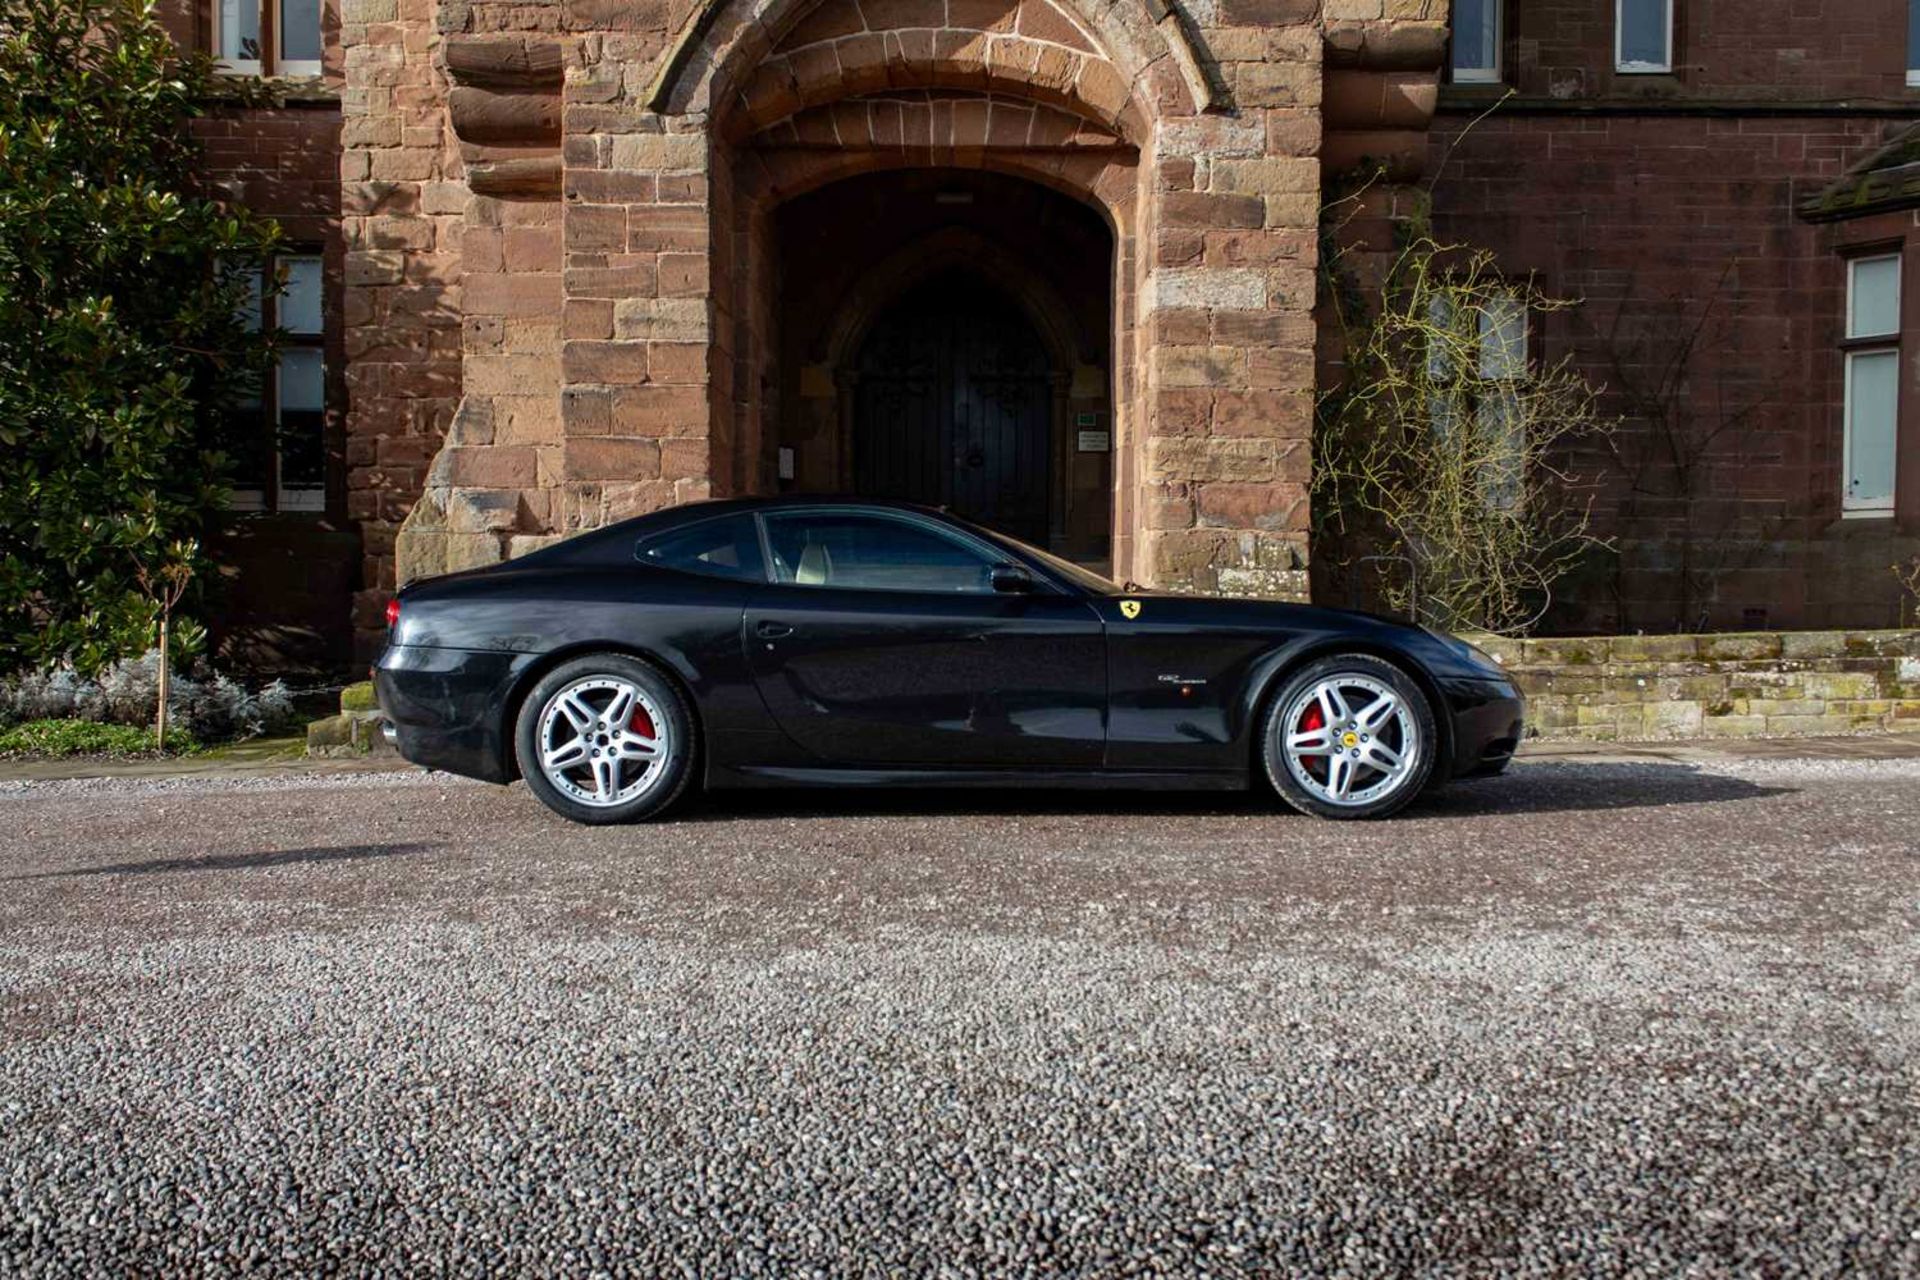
xmin=373 ymin=497 xmax=1525 ymax=824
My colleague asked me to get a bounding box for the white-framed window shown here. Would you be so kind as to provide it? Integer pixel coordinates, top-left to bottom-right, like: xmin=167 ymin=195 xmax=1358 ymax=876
xmin=234 ymin=254 xmax=327 ymax=514
xmin=1450 ymin=0 xmax=1502 ymax=85
xmin=1843 ymin=254 xmax=1901 ymax=515
xmin=1428 ymin=288 xmax=1531 ymax=511
xmin=214 ymin=0 xmax=261 ymax=75
xmin=1616 ymin=0 xmax=1674 ymax=74
xmin=215 ymin=0 xmax=321 ymax=76
xmin=1908 ymin=0 xmax=1920 ymax=88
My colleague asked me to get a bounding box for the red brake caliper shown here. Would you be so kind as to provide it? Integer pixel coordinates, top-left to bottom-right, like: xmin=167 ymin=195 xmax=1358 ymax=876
xmin=629 ymin=706 xmax=655 ymax=740
xmin=1298 ymin=703 xmax=1326 ymax=777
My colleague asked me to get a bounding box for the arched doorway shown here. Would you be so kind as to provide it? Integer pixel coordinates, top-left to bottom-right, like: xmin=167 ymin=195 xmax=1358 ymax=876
xmin=769 ymin=170 xmax=1115 ymax=561
xmin=853 ymin=274 xmax=1053 ymax=544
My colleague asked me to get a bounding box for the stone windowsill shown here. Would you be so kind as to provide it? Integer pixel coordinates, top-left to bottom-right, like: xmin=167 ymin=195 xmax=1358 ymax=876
xmin=204 ymin=75 xmax=343 ymax=106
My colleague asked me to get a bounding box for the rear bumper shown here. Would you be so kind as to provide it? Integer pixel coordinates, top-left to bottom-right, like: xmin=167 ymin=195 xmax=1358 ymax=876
xmin=373 ymin=644 xmax=536 ymax=784
xmin=1439 ymin=676 xmax=1526 ymax=780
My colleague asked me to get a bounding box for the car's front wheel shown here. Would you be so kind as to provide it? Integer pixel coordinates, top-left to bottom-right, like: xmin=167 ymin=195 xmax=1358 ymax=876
xmin=514 ymin=654 xmax=695 ymax=824
xmin=1260 ymin=653 xmax=1437 ymax=820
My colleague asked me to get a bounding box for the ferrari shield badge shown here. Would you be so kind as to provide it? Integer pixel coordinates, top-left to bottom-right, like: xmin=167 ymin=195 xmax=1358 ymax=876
xmin=1119 ymin=599 xmax=1142 ymax=619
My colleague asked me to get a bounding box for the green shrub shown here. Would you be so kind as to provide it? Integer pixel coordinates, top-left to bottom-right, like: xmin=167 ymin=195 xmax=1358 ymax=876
xmin=0 ymin=0 xmax=284 ymax=674
xmin=0 ymin=718 xmax=198 ymax=757
xmin=0 ymin=651 xmax=297 ymax=738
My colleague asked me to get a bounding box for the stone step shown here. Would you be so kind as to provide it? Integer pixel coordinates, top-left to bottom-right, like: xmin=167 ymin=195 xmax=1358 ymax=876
xmin=306 ymin=681 xmax=396 ymax=759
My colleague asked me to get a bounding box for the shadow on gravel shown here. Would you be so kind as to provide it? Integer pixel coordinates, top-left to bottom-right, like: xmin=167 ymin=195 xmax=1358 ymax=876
xmin=6 ymin=841 xmax=438 ymax=880
xmin=679 ymin=790 xmax=1266 ymax=821
xmin=1421 ymin=762 xmax=1793 ymax=816
xmin=680 ymin=762 xmax=1791 ymax=822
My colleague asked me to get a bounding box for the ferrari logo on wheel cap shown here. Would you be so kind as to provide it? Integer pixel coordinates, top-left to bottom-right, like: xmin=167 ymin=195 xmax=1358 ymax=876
xmin=1341 ymin=731 xmax=1359 ymax=748
xmin=1119 ymin=599 xmax=1141 ymax=619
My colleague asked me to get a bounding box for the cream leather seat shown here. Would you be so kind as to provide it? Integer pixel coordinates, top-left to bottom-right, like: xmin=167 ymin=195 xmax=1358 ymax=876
xmin=795 ymin=540 xmax=833 ymax=585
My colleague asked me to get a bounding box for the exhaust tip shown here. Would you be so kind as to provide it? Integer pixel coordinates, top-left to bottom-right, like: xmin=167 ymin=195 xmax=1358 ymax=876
xmin=381 ymin=720 xmax=398 ymax=745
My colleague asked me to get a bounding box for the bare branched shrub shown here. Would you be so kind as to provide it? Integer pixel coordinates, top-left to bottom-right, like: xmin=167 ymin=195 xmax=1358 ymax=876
xmin=1896 ymin=556 xmax=1920 ymax=627
xmin=1316 ymin=239 xmax=1614 ymax=634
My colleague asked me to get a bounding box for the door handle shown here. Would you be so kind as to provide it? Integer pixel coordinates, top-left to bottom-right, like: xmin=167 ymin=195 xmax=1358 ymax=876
xmin=756 ymin=621 xmax=794 ymax=639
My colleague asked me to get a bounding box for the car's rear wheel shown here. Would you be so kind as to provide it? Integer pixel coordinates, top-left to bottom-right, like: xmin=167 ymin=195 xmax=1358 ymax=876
xmin=514 ymin=654 xmax=695 ymax=825
xmin=1260 ymin=653 xmax=1437 ymax=820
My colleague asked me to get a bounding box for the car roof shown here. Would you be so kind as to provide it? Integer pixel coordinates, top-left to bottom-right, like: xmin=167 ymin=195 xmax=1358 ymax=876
xmin=526 ymin=495 xmax=981 ymax=567
xmin=657 ymin=495 xmax=947 ymax=518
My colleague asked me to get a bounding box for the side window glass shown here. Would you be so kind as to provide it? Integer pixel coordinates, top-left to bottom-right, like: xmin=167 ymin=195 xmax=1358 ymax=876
xmin=763 ymin=513 xmax=998 ymax=593
xmin=636 ymin=515 xmax=766 ymax=582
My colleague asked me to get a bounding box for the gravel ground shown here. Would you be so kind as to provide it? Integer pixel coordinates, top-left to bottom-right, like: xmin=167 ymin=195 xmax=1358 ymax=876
xmin=0 ymin=757 xmax=1915 ymax=1277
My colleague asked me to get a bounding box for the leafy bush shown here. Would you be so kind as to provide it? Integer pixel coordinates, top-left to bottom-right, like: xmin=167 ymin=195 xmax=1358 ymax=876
xmin=0 ymin=651 xmax=297 ymax=741
xmin=0 ymin=0 xmax=284 ymax=674
xmin=0 ymin=718 xmax=197 ymax=757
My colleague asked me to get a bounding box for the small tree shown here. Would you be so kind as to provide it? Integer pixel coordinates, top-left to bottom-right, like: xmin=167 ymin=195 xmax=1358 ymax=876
xmin=130 ymin=537 xmax=195 ymax=748
xmin=0 ymin=0 xmax=283 ymax=675
xmin=1316 ymin=238 xmax=1614 ymax=634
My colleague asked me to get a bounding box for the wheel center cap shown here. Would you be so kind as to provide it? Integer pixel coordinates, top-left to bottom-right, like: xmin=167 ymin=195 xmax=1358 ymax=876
xmin=1341 ymin=731 xmax=1359 ymax=749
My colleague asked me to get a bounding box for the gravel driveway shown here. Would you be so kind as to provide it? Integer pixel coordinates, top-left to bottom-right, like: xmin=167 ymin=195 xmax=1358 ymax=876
xmin=0 ymin=756 xmax=1915 ymax=1277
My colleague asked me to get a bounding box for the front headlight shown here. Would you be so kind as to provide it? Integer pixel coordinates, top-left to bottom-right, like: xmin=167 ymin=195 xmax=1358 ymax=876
xmin=1425 ymin=627 xmax=1506 ymax=674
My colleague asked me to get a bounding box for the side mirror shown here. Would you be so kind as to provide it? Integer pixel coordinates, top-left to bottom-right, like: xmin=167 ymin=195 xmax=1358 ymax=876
xmin=989 ymin=563 xmax=1036 ymax=594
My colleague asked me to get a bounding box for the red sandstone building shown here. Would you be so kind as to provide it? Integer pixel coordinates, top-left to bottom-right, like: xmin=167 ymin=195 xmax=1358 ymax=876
xmin=178 ymin=0 xmax=1920 ymax=665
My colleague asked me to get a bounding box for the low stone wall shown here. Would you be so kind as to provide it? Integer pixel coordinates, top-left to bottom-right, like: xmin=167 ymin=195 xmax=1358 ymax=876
xmin=1476 ymin=630 xmax=1920 ymax=741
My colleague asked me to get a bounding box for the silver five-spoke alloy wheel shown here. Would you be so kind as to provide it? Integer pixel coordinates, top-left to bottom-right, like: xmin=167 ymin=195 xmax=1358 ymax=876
xmin=1279 ymin=673 xmax=1421 ymax=809
xmin=535 ymin=676 xmax=671 ymax=808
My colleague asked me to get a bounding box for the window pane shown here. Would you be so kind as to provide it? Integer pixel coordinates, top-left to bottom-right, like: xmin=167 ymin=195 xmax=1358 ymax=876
xmin=236 ymin=266 xmax=264 ymax=332
xmin=1618 ymin=0 xmax=1670 ymax=68
xmin=219 ymin=0 xmax=259 ymax=62
xmin=227 ymin=396 xmax=272 ymax=501
xmin=1849 ymin=256 xmax=1901 ymax=339
xmin=763 ymin=513 xmax=997 ymax=593
xmin=278 ymin=346 xmax=324 ymax=413
xmin=1911 ymin=0 xmax=1920 ymax=75
xmin=1479 ymin=392 xmax=1525 ymax=512
xmin=280 ymin=0 xmax=322 ymax=64
xmin=278 ymin=419 xmax=325 ymax=494
xmin=1846 ymin=351 xmax=1899 ymax=507
xmin=637 ymin=515 xmax=766 ymax=582
xmin=280 ymin=256 xmax=324 ymax=335
xmin=1426 ymin=295 xmax=1457 ymax=382
xmin=1451 ymin=0 xmax=1498 ymax=77
xmin=1479 ymin=294 xmax=1529 ymax=380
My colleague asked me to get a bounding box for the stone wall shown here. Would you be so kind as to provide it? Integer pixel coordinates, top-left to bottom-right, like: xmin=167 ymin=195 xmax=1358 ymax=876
xmin=1478 ymin=630 xmax=1920 ymax=742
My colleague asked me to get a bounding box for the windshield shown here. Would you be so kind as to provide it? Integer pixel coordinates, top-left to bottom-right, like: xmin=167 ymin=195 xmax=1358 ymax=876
xmin=966 ymin=525 xmax=1121 ymax=595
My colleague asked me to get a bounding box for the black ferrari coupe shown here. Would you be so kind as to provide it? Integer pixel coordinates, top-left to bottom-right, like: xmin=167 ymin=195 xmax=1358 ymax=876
xmin=374 ymin=497 xmax=1524 ymax=822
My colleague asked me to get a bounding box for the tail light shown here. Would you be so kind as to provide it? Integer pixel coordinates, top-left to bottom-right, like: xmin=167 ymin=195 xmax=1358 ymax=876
xmin=385 ymin=598 xmax=401 ymax=630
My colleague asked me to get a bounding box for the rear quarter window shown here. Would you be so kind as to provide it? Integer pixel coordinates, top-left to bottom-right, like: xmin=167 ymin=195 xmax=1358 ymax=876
xmin=635 ymin=514 xmax=766 ymax=582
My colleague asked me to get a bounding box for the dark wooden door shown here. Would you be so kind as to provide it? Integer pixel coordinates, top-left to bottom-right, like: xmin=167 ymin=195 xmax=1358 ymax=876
xmin=853 ymin=277 xmax=1052 ymax=544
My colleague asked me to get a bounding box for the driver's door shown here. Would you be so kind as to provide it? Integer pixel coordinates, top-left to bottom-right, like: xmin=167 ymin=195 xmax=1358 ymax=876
xmin=742 ymin=509 xmax=1106 ymax=767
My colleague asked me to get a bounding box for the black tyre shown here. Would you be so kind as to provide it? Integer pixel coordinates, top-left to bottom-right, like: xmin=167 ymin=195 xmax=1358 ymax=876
xmin=1259 ymin=653 xmax=1438 ymax=820
xmin=513 ymin=653 xmax=696 ymax=825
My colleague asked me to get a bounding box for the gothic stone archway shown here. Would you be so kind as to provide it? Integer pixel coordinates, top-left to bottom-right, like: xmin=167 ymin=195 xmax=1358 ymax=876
xmin=379 ymin=0 xmax=1336 ymax=623
xmin=563 ymin=0 xmax=1320 ymax=595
